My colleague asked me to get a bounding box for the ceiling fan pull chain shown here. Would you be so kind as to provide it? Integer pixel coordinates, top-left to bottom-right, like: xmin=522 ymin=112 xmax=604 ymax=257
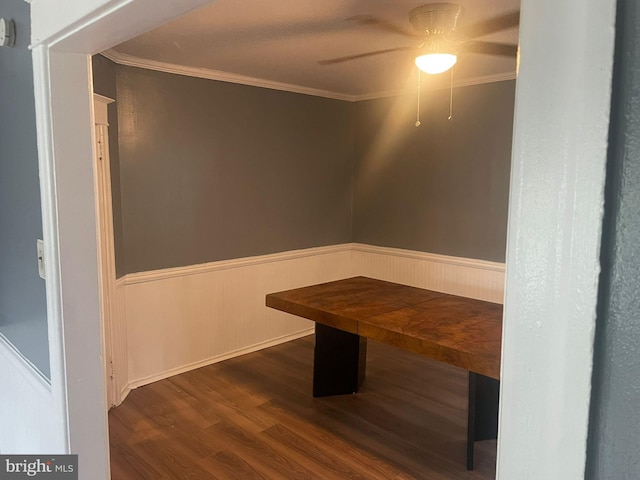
xmin=415 ymin=68 xmax=422 ymax=127
xmin=448 ymin=67 xmax=454 ymax=120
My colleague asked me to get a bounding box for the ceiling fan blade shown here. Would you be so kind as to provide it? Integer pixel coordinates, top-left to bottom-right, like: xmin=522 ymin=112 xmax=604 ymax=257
xmin=458 ymin=10 xmax=520 ymax=38
xmin=347 ymin=15 xmax=423 ymax=39
xmin=319 ymin=46 xmax=417 ymax=65
xmin=462 ymin=41 xmax=518 ymax=57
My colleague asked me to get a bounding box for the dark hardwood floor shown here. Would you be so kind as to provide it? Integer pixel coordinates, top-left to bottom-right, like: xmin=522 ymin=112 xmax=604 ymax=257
xmin=108 ymin=335 xmax=497 ymax=479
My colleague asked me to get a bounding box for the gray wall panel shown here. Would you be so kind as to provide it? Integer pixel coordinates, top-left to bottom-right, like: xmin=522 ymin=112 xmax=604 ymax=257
xmin=353 ymin=81 xmax=515 ymax=262
xmin=115 ymin=67 xmax=354 ymax=273
xmin=586 ymin=0 xmax=640 ymax=477
xmin=92 ymin=55 xmax=126 ymax=278
xmin=0 ymin=0 xmax=50 ymax=378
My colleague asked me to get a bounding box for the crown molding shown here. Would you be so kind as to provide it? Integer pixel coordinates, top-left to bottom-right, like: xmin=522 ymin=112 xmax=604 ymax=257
xmin=452 ymin=71 xmax=517 ymax=88
xmin=101 ymin=49 xmax=517 ymax=103
xmin=353 ymin=71 xmax=518 ymax=101
xmin=100 ymin=49 xmax=356 ymax=102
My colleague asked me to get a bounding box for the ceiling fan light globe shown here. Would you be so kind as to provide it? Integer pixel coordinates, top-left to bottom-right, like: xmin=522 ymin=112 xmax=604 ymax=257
xmin=415 ymin=53 xmax=457 ymax=74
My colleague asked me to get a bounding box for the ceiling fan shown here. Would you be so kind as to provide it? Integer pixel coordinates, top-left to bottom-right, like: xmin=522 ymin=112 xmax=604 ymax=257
xmin=319 ymin=3 xmax=519 ymax=75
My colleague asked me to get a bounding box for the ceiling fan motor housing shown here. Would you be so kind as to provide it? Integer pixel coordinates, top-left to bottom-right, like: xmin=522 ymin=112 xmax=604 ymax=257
xmin=409 ymin=3 xmax=465 ymax=35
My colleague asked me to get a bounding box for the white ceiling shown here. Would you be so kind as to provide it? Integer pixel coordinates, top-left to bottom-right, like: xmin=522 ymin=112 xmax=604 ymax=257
xmin=108 ymin=0 xmax=520 ymax=100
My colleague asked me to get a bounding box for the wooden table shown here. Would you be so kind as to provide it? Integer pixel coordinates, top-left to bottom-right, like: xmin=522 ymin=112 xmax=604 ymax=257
xmin=266 ymin=276 xmax=503 ymax=470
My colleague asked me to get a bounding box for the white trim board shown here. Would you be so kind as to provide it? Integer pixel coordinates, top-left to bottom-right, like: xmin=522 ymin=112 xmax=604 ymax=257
xmin=0 ymin=333 xmax=51 ymax=393
xmin=100 ymin=50 xmax=354 ymax=102
xmin=123 ymin=243 xmax=505 ymax=286
xmin=127 ymin=327 xmax=314 ymax=390
xmin=31 ymin=45 xmax=71 ymax=455
xmin=100 ymin=49 xmax=517 ymax=103
xmin=352 ymin=243 xmax=505 ymax=272
xmin=124 ymin=244 xmax=353 ymax=285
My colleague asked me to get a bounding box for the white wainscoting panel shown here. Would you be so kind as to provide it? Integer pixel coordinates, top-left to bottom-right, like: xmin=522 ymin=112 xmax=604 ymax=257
xmin=0 ymin=335 xmax=57 ymax=453
xmin=115 ymin=243 xmax=505 ymax=396
xmin=123 ymin=245 xmax=353 ymax=387
xmin=351 ymin=243 xmax=505 ymax=304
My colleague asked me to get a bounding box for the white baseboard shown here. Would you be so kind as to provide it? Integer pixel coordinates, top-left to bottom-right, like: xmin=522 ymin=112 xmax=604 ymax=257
xmin=113 ymin=243 xmax=505 ymax=399
xmin=127 ymin=327 xmax=313 ymax=391
xmin=118 ymin=385 xmax=131 ymax=406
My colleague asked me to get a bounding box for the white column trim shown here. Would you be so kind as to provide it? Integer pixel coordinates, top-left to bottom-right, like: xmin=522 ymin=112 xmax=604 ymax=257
xmin=93 ymin=94 xmax=113 ymax=125
xmin=496 ymin=0 xmax=616 ymax=477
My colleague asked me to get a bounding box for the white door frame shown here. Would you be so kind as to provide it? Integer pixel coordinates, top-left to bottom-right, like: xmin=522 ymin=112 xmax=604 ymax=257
xmin=30 ymin=0 xmax=617 ymax=478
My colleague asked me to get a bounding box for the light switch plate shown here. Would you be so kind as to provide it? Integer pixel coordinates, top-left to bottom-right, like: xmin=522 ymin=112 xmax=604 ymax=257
xmin=37 ymin=239 xmax=45 ymax=280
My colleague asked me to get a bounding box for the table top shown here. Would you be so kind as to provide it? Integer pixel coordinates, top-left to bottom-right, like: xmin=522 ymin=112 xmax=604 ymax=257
xmin=266 ymin=276 xmax=503 ymax=379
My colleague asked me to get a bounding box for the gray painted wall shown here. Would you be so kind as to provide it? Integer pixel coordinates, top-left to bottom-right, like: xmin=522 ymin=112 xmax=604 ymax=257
xmin=92 ymin=55 xmax=126 ymax=278
xmin=586 ymin=0 xmax=640 ymax=477
xmin=92 ymin=63 xmax=514 ymax=274
xmin=115 ymin=67 xmax=354 ymax=274
xmin=353 ymin=81 xmax=515 ymax=262
xmin=0 ymin=0 xmax=50 ymax=378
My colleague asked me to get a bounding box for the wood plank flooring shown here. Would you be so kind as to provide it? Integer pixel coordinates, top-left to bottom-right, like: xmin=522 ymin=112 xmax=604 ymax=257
xmin=109 ymin=335 xmax=496 ymax=479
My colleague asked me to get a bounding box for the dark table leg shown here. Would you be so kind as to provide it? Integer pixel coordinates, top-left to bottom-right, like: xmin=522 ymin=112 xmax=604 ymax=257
xmin=467 ymin=372 xmax=500 ymax=470
xmin=313 ymin=323 xmax=367 ymax=397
